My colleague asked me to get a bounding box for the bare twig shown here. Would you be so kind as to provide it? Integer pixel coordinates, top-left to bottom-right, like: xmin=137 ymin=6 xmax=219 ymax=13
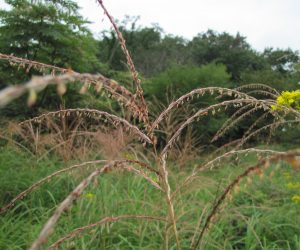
xmin=0 ymin=72 xmax=127 ymax=107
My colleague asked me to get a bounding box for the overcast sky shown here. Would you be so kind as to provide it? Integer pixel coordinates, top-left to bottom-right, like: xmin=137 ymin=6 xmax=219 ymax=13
xmin=0 ymin=1 xmax=299 ymax=52
xmin=77 ymin=0 xmax=300 ymax=52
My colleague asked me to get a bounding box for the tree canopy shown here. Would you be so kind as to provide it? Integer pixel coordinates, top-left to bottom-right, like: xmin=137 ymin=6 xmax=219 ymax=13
xmin=0 ymin=0 xmax=100 ymax=86
xmin=0 ymin=0 xmax=102 ymax=116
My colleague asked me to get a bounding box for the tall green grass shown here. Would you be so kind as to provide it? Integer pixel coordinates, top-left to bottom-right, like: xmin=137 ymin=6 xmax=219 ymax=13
xmin=1 ymin=146 xmax=299 ymax=249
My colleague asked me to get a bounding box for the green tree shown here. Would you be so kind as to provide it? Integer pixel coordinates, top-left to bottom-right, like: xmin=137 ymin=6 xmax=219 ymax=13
xmin=189 ymin=30 xmax=265 ymax=81
xmin=0 ymin=0 xmax=101 ymax=84
xmin=241 ymin=49 xmax=299 ymax=91
xmin=0 ymin=0 xmax=102 ymax=116
xmin=263 ymin=48 xmax=299 ymax=74
xmin=98 ymin=17 xmax=190 ymax=76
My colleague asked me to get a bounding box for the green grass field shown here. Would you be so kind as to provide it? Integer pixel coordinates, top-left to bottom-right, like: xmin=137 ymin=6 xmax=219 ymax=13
xmin=1 ymin=145 xmax=300 ymax=250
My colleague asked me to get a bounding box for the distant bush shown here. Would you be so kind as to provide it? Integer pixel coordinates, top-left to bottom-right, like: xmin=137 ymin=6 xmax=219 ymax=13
xmin=145 ymin=63 xmax=231 ymax=102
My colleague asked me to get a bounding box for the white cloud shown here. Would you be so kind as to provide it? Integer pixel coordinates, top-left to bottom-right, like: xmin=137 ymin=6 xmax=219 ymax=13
xmin=77 ymin=0 xmax=300 ymax=51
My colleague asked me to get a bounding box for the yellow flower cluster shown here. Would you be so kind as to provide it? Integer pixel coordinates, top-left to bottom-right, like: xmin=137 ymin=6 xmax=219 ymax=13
xmin=291 ymin=194 xmax=300 ymax=203
xmin=272 ymin=90 xmax=300 ymax=111
xmin=84 ymin=192 xmax=94 ymax=199
xmin=284 ymin=172 xmax=300 ymax=204
xmin=287 ymin=182 xmax=300 ymax=189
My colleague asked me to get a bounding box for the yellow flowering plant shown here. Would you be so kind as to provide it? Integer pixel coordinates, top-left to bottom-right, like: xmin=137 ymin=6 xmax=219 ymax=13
xmin=291 ymin=194 xmax=300 ymax=203
xmin=287 ymin=182 xmax=300 ymax=189
xmin=272 ymin=90 xmax=300 ymax=111
xmin=84 ymin=192 xmax=94 ymax=199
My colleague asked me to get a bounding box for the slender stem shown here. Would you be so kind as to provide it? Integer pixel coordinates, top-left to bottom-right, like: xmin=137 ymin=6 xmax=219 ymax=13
xmin=160 ymin=155 xmax=181 ymax=250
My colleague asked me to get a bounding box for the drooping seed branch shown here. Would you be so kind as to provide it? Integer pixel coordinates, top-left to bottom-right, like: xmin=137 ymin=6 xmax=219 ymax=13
xmin=150 ymin=87 xmax=256 ymax=134
xmin=19 ymin=108 xmax=152 ymax=144
xmin=97 ymin=0 xmax=150 ymax=129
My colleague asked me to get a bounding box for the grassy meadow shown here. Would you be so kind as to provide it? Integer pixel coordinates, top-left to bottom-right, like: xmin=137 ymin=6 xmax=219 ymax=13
xmin=1 ymin=144 xmax=300 ymax=249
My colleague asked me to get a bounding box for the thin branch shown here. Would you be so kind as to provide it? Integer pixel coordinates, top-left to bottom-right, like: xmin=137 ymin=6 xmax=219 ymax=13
xmin=122 ymin=165 xmax=163 ymax=191
xmin=0 ymin=72 xmax=123 ymax=107
xmin=29 ymin=163 xmax=114 ymax=250
xmin=212 ymin=103 xmax=257 ymax=142
xmin=213 ymin=105 xmax=268 ymax=142
xmin=0 ymin=59 xmax=151 ymax=121
xmin=245 ymin=90 xmax=278 ymax=99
